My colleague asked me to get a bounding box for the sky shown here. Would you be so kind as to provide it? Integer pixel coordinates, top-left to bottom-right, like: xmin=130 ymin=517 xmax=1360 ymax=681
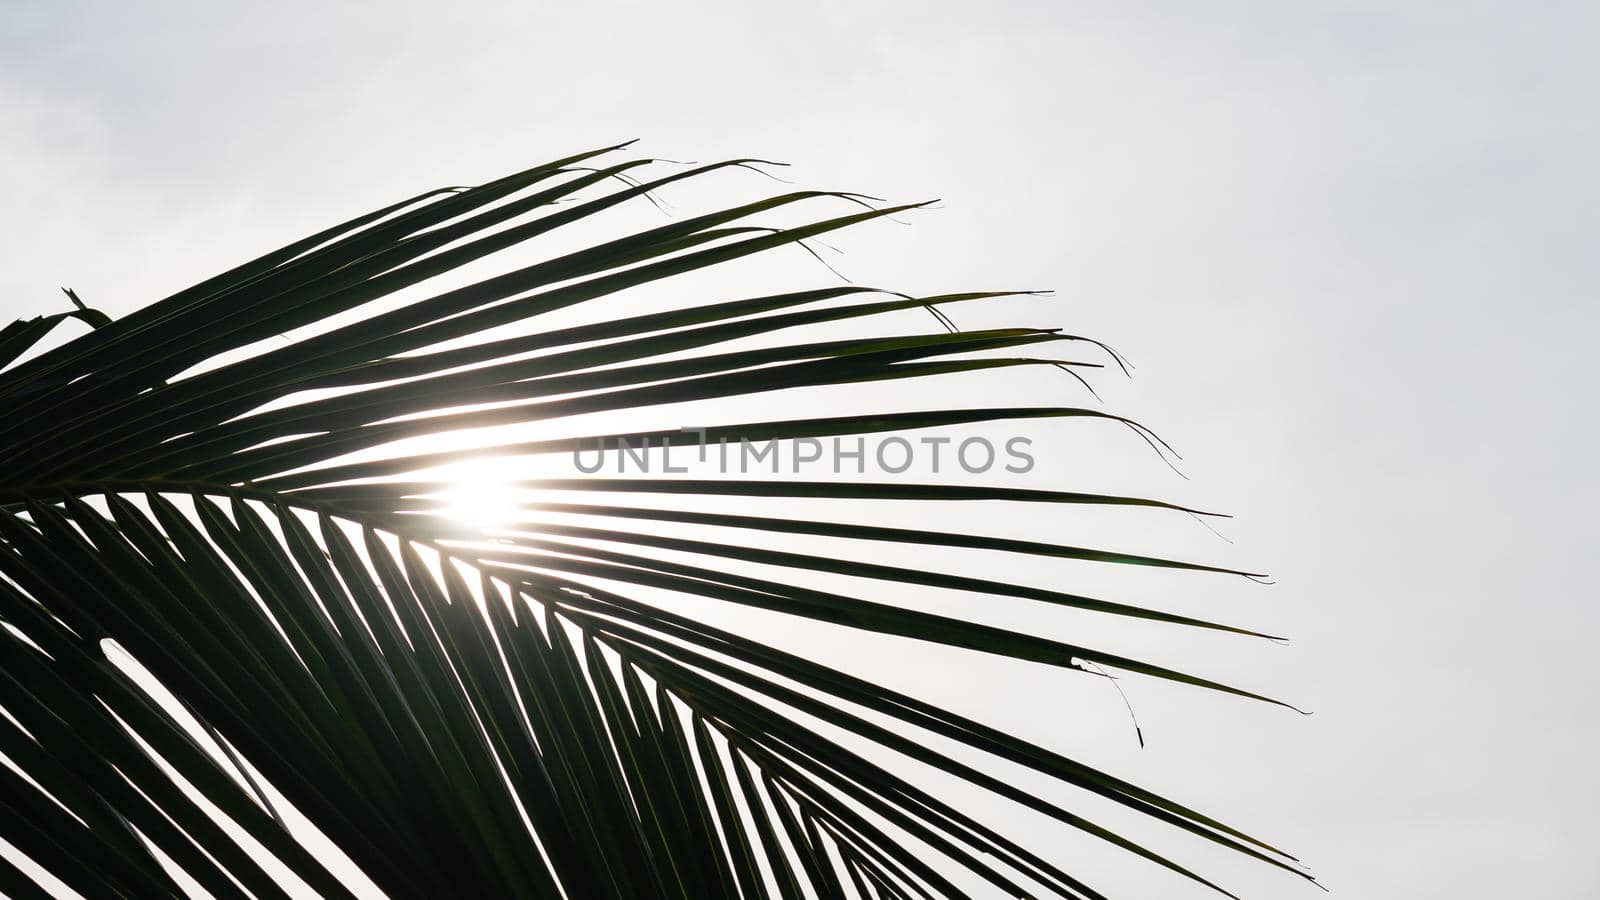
xmin=2 ymin=1 xmax=1597 ymax=897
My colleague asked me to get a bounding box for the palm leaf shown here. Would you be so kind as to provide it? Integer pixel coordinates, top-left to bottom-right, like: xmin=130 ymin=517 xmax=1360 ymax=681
xmin=0 ymin=142 xmax=1311 ymax=898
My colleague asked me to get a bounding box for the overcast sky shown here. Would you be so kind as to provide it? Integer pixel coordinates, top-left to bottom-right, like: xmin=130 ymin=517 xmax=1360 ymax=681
xmin=2 ymin=2 xmax=1596 ymax=897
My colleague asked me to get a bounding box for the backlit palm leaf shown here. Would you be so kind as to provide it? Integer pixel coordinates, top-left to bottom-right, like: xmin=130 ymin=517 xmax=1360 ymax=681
xmin=0 ymin=143 xmax=1309 ymax=898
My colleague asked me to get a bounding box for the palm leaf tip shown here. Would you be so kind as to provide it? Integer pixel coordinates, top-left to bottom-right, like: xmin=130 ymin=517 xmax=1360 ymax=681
xmin=0 ymin=143 xmax=1310 ymax=898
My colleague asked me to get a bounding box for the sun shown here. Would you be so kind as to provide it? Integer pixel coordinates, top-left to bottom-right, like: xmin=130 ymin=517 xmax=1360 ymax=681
xmin=434 ymin=464 xmax=522 ymax=530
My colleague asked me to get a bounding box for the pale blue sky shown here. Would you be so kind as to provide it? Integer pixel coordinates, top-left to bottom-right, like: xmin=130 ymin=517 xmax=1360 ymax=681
xmin=2 ymin=2 xmax=1596 ymax=897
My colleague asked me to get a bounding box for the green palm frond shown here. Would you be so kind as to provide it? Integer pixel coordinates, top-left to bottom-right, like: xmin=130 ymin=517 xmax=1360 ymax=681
xmin=0 ymin=143 xmax=1310 ymax=898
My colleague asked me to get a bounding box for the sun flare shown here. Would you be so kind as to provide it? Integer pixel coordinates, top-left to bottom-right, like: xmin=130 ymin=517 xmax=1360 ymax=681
xmin=435 ymin=468 xmax=521 ymax=530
